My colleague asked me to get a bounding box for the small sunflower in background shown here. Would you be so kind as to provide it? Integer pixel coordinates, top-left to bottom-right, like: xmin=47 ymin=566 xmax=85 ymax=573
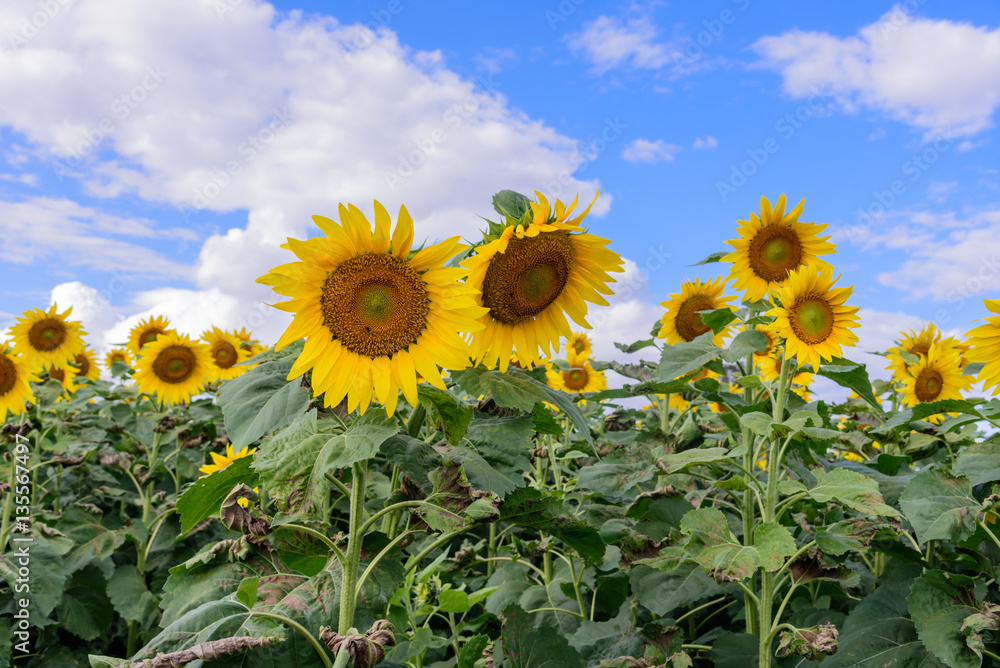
xmin=105 ymin=347 xmax=133 ymax=371
xmin=128 ymin=315 xmax=175 ymax=357
xmin=46 ymin=363 xmax=79 ymax=395
xmin=258 ymin=201 xmax=487 ymax=415
xmin=757 ymin=351 xmax=813 ymax=386
xmin=232 ymin=327 xmax=254 ymax=344
xmin=722 ymin=194 xmax=836 ymax=302
xmin=464 ymin=190 xmax=624 ymax=372
xmin=201 ymin=327 xmax=249 ymax=381
xmin=751 ymin=323 xmax=781 ymax=361
xmin=767 ymin=265 xmax=860 ymax=371
xmin=964 ymin=299 xmax=1000 ymax=395
xmin=565 ymin=332 xmax=593 ymax=359
xmin=10 ymin=304 xmax=87 ymax=371
xmin=0 ymin=345 xmax=38 ymax=419
xmin=199 ymin=443 xmax=258 ymax=507
xmin=546 ymin=351 xmax=607 ymax=393
xmin=657 ymin=277 xmax=734 ymax=345
xmin=885 ymin=323 xmax=947 ymax=382
xmin=134 ymin=332 xmax=213 ymax=405
xmin=901 ymin=342 xmax=972 ymax=421
xmin=69 ymin=348 xmax=101 ymax=383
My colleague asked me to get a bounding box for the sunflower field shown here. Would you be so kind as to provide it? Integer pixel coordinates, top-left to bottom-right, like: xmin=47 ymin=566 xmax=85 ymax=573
xmin=3 ymin=189 xmax=1000 ymax=668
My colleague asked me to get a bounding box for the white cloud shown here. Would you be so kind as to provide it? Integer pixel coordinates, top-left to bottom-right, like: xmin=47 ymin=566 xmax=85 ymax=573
xmin=692 ymin=136 xmax=718 ymax=149
xmin=754 ymin=6 xmax=1000 ymax=137
xmin=566 ymin=15 xmax=674 ymax=74
xmin=621 ymin=138 xmax=681 ymax=164
xmin=926 ymin=180 xmax=958 ymax=203
xmin=0 ymin=0 xmax=610 ymax=348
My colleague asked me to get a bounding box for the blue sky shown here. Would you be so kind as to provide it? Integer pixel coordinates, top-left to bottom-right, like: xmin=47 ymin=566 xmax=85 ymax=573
xmin=1 ymin=0 xmax=999 ymax=383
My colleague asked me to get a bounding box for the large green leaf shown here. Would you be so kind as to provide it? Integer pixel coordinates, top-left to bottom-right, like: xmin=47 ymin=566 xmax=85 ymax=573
xmin=711 ymin=632 xmax=759 ymax=668
xmin=655 ymin=447 xmax=732 ymax=474
xmin=54 ymin=505 xmax=125 ymax=577
xmin=58 ymin=569 xmax=114 ymax=642
xmin=820 ymin=584 xmax=944 ymax=667
xmin=218 ymin=358 xmax=311 ymax=450
xmin=629 ymin=563 xmax=723 ymax=616
xmin=177 ymin=455 xmax=259 ymax=534
xmin=418 ymin=385 xmax=473 ymax=445
xmin=0 ymin=529 xmax=73 ymax=621
xmin=807 ymin=468 xmax=899 ymax=517
xmin=815 ymin=517 xmax=901 ymax=556
xmin=899 ymin=469 xmax=981 ymax=545
xmin=501 ymin=604 xmax=585 ymax=668
xmin=723 ymin=330 xmax=769 ymax=362
xmin=569 ymin=603 xmax=642 ymax=662
xmin=658 ymin=333 xmax=722 ymax=380
xmin=908 ymin=571 xmax=991 ymax=668
xmin=107 ymin=565 xmax=159 ymax=630
xmin=953 ymin=440 xmax=1000 ymax=487
xmin=879 ymin=399 xmax=984 ymax=433
xmin=680 ymin=508 xmax=795 ymax=582
xmin=497 ymin=488 xmax=604 ymax=560
xmin=816 ymin=359 xmax=883 ymax=414
xmin=576 ymin=458 xmax=656 ymax=495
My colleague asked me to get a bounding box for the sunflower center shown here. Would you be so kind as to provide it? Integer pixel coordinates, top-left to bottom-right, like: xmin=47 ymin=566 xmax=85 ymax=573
xmin=910 ymin=342 xmax=931 ymax=357
xmin=675 ymin=295 xmax=716 ymax=342
xmin=573 ymin=340 xmax=586 ymax=353
xmin=321 ymin=253 xmax=430 ymax=358
xmin=211 ymin=341 xmax=239 ymax=369
xmin=563 ymin=368 xmax=589 ymax=391
xmin=0 ymin=356 xmax=16 ymax=395
xmin=49 ymin=368 xmax=65 ymax=382
xmin=74 ymin=354 xmax=90 ymax=377
xmin=790 ymin=296 xmax=834 ymax=345
xmin=28 ymin=318 xmax=66 ymax=351
xmin=153 ymin=346 xmax=197 ymax=384
xmin=748 ymin=226 xmax=803 ymax=282
xmin=139 ymin=328 xmax=164 ymax=347
xmin=482 ymin=232 xmax=573 ymax=325
xmin=915 ymin=368 xmax=944 ymax=402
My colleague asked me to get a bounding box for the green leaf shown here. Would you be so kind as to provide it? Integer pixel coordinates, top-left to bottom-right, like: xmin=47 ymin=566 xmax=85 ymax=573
xmin=218 ymin=358 xmax=311 ymax=450
xmin=655 ymin=447 xmax=732 ymax=474
xmin=54 ymin=505 xmax=125 ymax=577
xmin=723 ymin=330 xmax=769 ymax=362
xmin=629 ymin=563 xmax=722 ymax=616
xmin=569 ymin=603 xmax=642 ymax=662
xmin=690 ymin=250 xmax=728 ymax=265
xmin=908 ymin=571 xmax=986 ymax=668
xmin=177 ymin=455 xmax=259 ymax=534
xmin=899 ymin=469 xmax=981 ymax=545
xmin=419 ymin=385 xmax=473 ymax=445
xmin=740 ymin=412 xmax=776 ymax=438
xmin=438 ymin=443 xmax=524 ymax=497
xmin=576 ymin=458 xmax=656 ymax=496
xmin=880 ymin=399 xmax=984 ymax=433
xmin=501 ymin=603 xmax=585 ymax=668
xmin=710 ymin=632 xmax=759 ymax=668
xmin=58 ymin=569 xmax=114 ymax=642
xmin=821 ymin=584 xmax=945 ymax=668
xmin=438 ymin=589 xmax=471 ymax=613
xmin=493 ymin=189 xmax=532 ymax=220
xmin=0 ymin=529 xmax=73 ymax=621
xmin=701 ymin=308 xmax=738 ymax=335
xmin=658 ymin=333 xmax=722 ymax=381
xmin=457 ymin=634 xmax=491 ymax=668
xmin=953 ymin=441 xmax=1000 ymax=486
xmin=614 ymin=338 xmax=657 ymax=354
xmin=815 ymin=517 xmax=901 ymax=556
xmin=816 ymin=358 xmax=883 ymax=415
xmin=807 ymin=468 xmax=899 ymax=517
xmin=106 ymin=565 xmax=159 ymax=629
xmin=680 ymin=508 xmax=794 ymax=582
xmin=237 ymin=576 xmax=260 ymax=609
xmin=497 ymin=488 xmax=604 ymax=560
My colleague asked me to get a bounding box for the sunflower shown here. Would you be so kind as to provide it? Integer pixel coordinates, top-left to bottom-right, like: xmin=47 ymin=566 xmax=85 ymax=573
xmin=127 ymin=315 xmax=175 ymax=356
xmin=199 ymin=443 xmax=258 ymax=508
xmin=966 ymin=299 xmax=1000 ymax=395
xmin=885 ymin=323 xmax=947 ymax=382
xmin=657 ymin=277 xmax=735 ymax=345
xmin=134 ymin=332 xmax=213 ymax=405
xmin=546 ymin=351 xmax=607 ymax=393
xmin=752 ymin=323 xmax=781 ymax=360
xmin=722 ymin=194 xmax=836 ymax=302
xmin=201 ymin=327 xmax=249 ymax=381
xmin=46 ymin=363 xmax=79 ymax=394
xmin=105 ymin=347 xmax=133 ymax=371
xmin=757 ymin=352 xmax=813 ymax=385
xmin=901 ymin=342 xmax=972 ymax=419
xmin=565 ymin=332 xmax=593 ymax=359
xmin=0 ymin=346 xmax=38 ymax=419
xmin=464 ymin=190 xmax=624 ymax=372
xmin=232 ymin=327 xmax=254 ymax=344
xmin=10 ymin=304 xmax=87 ymax=372
xmin=767 ymin=265 xmax=860 ymax=371
xmin=70 ymin=348 xmax=100 ymax=382
xmin=258 ymin=201 xmax=487 ymax=415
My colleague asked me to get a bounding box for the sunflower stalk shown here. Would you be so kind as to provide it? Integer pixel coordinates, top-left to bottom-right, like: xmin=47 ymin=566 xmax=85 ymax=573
xmin=338 ymin=460 xmax=368 ymax=635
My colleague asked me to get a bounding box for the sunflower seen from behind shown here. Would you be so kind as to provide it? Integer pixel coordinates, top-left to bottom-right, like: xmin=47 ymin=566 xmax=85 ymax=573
xmin=767 ymin=264 xmax=860 ymax=371
xmin=128 ymin=315 xmax=175 ymax=357
xmin=657 ymin=277 xmax=734 ymax=345
xmin=201 ymin=327 xmax=249 ymax=381
xmin=546 ymin=351 xmax=607 ymax=394
xmin=258 ymin=201 xmax=487 ymax=416
xmin=11 ymin=304 xmax=86 ymax=372
xmin=0 ymin=345 xmax=37 ymax=419
xmin=901 ymin=341 xmax=972 ymax=420
xmin=964 ymin=299 xmax=1000 ymax=395
xmin=723 ymin=194 xmax=836 ymax=302
xmin=134 ymin=331 xmax=213 ymax=405
xmin=464 ymin=190 xmax=624 ymax=372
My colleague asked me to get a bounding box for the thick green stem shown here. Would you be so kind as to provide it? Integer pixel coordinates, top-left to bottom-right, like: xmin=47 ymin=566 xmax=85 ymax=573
xmin=407 ymin=403 xmax=426 ymax=438
xmin=338 ymin=461 xmax=367 ymax=634
xmin=741 ymin=351 xmax=760 ymax=636
xmin=381 ymin=465 xmax=402 ymax=538
xmin=403 ymin=528 xmax=472 ymax=576
xmin=0 ymin=453 xmax=17 ymax=553
xmin=331 ymin=646 xmax=351 ymax=668
xmin=487 ymin=522 xmax=497 ymax=577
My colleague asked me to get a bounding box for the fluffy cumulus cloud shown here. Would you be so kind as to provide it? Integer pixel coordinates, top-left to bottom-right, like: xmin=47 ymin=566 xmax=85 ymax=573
xmin=754 ymin=6 xmax=1000 ymax=137
xmin=621 ymin=138 xmax=681 ymax=164
xmin=0 ymin=0 xmax=608 ymax=349
xmin=566 ymin=15 xmax=674 ymax=74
